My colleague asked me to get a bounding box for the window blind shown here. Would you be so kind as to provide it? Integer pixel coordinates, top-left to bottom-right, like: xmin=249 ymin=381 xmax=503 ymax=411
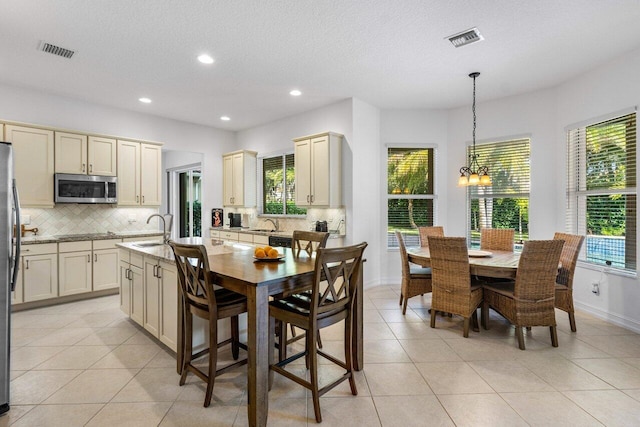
xmin=467 ymin=139 xmax=530 ymax=247
xmin=258 ymin=152 xmax=305 ymax=216
xmin=567 ymin=112 xmax=636 ymax=272
xmin=387 ymin=147 xmax=435 ymax=248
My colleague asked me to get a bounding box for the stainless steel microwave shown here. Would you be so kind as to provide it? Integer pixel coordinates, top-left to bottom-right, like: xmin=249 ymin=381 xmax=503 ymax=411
xmin=54 ymin=173 xmax=117 ymax=204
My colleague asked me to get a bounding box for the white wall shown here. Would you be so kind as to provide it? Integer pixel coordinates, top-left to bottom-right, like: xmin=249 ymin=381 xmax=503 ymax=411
xmin=0 ymin=83 xmax=236 ymax=235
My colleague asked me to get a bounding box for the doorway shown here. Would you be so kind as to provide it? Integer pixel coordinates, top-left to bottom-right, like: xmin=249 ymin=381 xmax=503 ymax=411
xmin=168 ymin=164 xmax=202 ymax=238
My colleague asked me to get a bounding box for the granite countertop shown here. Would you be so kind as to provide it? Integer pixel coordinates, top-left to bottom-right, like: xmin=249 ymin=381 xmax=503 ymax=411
xmin=117 ymin=237 xmax=241 ymax=263
xmin=211 ymin=227 xmax=344 ymax=238
xmin=21 ymin=231 xmax=165 ymax=245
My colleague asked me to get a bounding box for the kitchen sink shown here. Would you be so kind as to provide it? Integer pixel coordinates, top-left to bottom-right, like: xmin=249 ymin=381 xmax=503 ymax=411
xmin=249 ymin=228 xmax=276 ymax=233
xmin=133 ymin=242 xmax=165 ymax=247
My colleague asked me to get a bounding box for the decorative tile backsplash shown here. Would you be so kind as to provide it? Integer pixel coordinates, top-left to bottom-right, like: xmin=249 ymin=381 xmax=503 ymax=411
xmin=21 ymin=205 xmax=160 ymax=236
xmin=229 ymin=207 xmax=346 ymax=235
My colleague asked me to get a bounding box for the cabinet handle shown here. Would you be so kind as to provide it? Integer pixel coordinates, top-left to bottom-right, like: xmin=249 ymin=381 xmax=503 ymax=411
xmin=136 ymin=195 xmax=139 ymax=203
xmin=310 ymin=195 xmax=314 ymax=203
xmin=126 ymin=268 xmax=131 ymax=280
xmin=142 ymin=195 xmax=145 ymax=204
xmin=157 ymin=266 xmax=162 ymax=279
xmin=25 ymin=260 xmax=29 ymax=269
xmin=307 ymin=195 xmax=310 ymax=203
xmin=94 ymin=253 xmax=97 ymax=262
xmin=87 ymin=254 xmax=91 ymax=263
xmin=153 ymin=264 xmax=157 ymax=277
xmin=82 ymin=163 xmax=86 ymax=173
xmin=89 ymin=164 xmax=93 ymax=173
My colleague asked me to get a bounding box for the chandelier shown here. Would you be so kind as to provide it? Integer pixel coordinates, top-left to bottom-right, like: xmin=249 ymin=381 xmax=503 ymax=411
xmin=458 ymin=72 xmax=491 ymax=186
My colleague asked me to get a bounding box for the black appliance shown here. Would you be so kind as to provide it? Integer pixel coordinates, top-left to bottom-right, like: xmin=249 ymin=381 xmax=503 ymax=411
xmin=228 ymin=212 xmax=241 ymax=227
xmin=269 ymin=235 xmax=292 ymax=248
xmin=315 ymin=221 xmax=328 ymax=232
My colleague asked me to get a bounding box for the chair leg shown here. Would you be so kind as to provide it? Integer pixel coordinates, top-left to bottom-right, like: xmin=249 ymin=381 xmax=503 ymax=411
xmin=204 ymin=315 xmax=218 ymax=407
xmin=430 ymin=307 xmax=436 ymax=328
xmin=344 ymin=315 xmax=357 ymax=396
xmin=568 ymin=312 xmax=577 ymax=332
xmin=550 ymin=326 xmax=559 ymax=347
xmin=471 ymin=310 xmax=479 ymax=333
xmin=399 ymin=294 xmax=403 ymax=306
xmin=463 ymin=317 xmax=470 ymax=338
xmin=278 ymin=320 xmax=287 ymax=362
xmin=269 ymin=316 xmax=275 ymax=391
xmin=316 ymin=332 xmax=323 ymax=349
xmin=309 ymin=329 xmax=322 ymax=423
xmin=180 ymin=311 xmax=193 ymax=386
xmin=516 ymin=326 xmax=525 ymax=350
xmin=231 ymin=315 xmax=240 ymax=360
xmin=402 ymin=297 xmax=409 ymax=315
xmin=481 ymin=301 xmax=489 ymax=330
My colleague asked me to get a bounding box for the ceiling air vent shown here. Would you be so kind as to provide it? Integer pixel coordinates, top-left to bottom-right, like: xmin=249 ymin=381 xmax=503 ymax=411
xmin=446 ymin=27 xmax=484 ymax=48
xmin=38 ymin=41 xmax=75 ymax=59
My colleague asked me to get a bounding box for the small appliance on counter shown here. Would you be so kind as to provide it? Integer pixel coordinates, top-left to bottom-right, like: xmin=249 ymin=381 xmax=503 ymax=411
xmin=228 ymin=212 xmax=242 ymax=228
xmin=315 ymin=220 xmax=328 ymax=232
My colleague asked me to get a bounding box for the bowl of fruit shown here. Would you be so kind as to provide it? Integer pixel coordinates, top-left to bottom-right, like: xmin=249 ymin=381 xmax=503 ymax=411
xmin=253 ymin=245 xmax=284 ymax=262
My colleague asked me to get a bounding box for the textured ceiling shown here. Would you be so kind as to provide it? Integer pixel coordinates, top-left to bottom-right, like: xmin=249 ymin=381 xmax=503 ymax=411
xmin=2 ymin=0 xmax=640 ymax=131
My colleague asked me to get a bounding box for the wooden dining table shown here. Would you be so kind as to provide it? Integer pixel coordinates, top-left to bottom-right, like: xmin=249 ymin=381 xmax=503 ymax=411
xmin=407 ymin=247 xmax=521 ymax=279
xmin=174 ymin=238 xmax=364 ymax=427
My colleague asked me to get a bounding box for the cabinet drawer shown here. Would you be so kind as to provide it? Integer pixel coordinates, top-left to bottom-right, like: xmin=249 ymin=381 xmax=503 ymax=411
xmin=59 ymin=241 xmax=92 ymax=253
xmin=122 ymin=235 xmax=162 ymax=243
xmin=20 ymin=243 xmax=57 ymax=256
xmin=253 ymin=235 xmax=269 ymax=245
xmin=130 ymin=252 xmax=144 ymax=268
xmin=93 ymin=238 xmax=122 ymax=250
xmin=210 ymin=230 xmax=221 ymax=238
xmin=220 ymin=231 xmax=239 ymax=241
xmin=238 ymin=233 xmax=253 ymax=243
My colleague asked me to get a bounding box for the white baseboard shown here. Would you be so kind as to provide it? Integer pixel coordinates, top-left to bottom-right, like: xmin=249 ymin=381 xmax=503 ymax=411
xmin=574 ymin=301 xmax=640 ymax=334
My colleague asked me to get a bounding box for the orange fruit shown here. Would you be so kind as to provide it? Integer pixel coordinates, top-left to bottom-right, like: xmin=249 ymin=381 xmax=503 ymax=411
xmin=255 ymin=248 xmax=266 ymax=258
xmin=263 ymin=245 xmax=273 ymax=254
xmin=268 ymin=248 xmax=279 ymax=258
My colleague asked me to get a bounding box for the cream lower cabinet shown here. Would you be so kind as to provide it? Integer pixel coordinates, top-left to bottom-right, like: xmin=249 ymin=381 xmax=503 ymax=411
xmin=93 ymin=239 xmax=121 ymax=291
xmin=119 ymin=250 xmax=144 ymax=325
xmin=22 ymin=243 xmax=58 ymax=302
xmin=143 ymin=257 xmax=178 ymax=351
xmin=59 ymin=241 xmax=92 ymax=296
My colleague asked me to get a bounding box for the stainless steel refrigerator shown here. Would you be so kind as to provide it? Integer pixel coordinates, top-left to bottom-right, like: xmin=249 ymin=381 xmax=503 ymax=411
xmin=0 ymin=142 xmax=21 ymax=415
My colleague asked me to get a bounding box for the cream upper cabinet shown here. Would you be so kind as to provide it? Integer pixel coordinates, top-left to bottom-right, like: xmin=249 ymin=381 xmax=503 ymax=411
xmin=222 ymin=150 xmax=256 ymax=207
xmin=140 ymin=143 xmax=162 ymax=206
xmin=117 ymin=140 xmax=162 ymax=206
xmin=294 ymin=132 xmax=342 ymax=207
xmin=5 ymin=125 xmax=55 ymax=207
xmin=88 ymin=136 xmax=117 ymax=176
xmin=55 ymin=132 xmax=88 ymax=174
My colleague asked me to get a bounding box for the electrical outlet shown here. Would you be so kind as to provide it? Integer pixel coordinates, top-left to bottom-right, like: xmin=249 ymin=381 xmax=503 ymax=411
xmin=591 ymin=282 xmax=600 ymax=295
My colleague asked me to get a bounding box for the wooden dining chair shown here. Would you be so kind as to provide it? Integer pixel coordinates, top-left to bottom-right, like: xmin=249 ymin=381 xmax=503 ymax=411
xmin=480 ymin=228 xmax=515 ymax=252
xmin=482 ymin=239 xmax=564 ymax=350
xmin=277 ymin=230 xmax=329 ymax=360
xmin=418 ymin=226 xmax=444 ymax=247
xmin=553 ymin=232 xmax=585 ymax=332
xmin=269 ymin=242 xmax=367 ymax=423
xmin=428 ymin=236 xmax=483 ymax=337
xmin=169 ymin=241 xmax=248 ymax=407
xmin=395 ymin=230 xmax=432 ymax=314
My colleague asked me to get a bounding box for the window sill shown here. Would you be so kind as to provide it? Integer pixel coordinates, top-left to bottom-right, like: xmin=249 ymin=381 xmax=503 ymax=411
xmin=576 ymin=260 xmax=637 ymax=279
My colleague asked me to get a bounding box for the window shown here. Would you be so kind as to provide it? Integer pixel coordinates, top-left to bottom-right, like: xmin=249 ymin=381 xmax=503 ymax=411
xmin=567 ymin=112 xmax=636 ymax=272
xmin=467 ymin=139 xmax=530 ymax=249
xmin=387 ymin=147 xmax=435 ymax=248
xmin=259 ymin=153 xmax=306 ymax=215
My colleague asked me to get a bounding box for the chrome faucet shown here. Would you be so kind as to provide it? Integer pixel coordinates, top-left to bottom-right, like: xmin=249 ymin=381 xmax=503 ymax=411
xmin=147 ymin=214 xmax=169 ymax=244
xmin=264 ymin=218 xmax=279 ymax=232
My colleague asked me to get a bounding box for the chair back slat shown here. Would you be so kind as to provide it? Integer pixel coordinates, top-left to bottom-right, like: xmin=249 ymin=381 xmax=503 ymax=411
xmin=395 ymin=231 xmax=411 ymax=279
xmin=418 ymin=226 xmax=444 ymax=247
xmin=292 ymin=230 xmax=329 ymax=257
xmin=428 ymin=236 xmax=471 ymax=294
xmin=553 ymin=232 xmax=585 ymax=288
xmin=311 ymin=243 xmax=367 ymax=318
xmin=170 ymin=242 xmax=216 ymax=309
xmin=515 ymin=240 xmax=564 ymax=302
xmin=480 ymin=228 xmax=515 ymax=252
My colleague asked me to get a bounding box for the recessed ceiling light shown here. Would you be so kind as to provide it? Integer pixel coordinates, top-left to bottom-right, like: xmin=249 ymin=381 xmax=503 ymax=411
xmin=289 ymin=89 xmax=302 ymax=96
xmin=198 ymin=54 xmax=214 ymax=64
xmin=138 ymin=97 xmax=152 ymax=103
xmin=220 ymin=116 xmax=230 ymax=121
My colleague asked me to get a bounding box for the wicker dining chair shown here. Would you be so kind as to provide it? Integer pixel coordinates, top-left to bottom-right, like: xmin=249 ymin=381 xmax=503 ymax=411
xmin=482 ymin=239 xmax=564 ymax=350
xmin=418 ymin=226 xmax=444 ymax=248
xmin=480 ymin=228 xmax=515 ymax=252
xmin=277 ymin=230 xmax=329 ymax=361
xmin=395 ymin=231 xmax=432 ymax=314
xmin=554 ymin=232 xmax=585 ymax=332
xmin=428 ymin=236 xmax=483 ymax=337
xmin=169 ymin=241 xmax=248 ymax=407
xmin=269 ymin=242 xmax=367 ymax=423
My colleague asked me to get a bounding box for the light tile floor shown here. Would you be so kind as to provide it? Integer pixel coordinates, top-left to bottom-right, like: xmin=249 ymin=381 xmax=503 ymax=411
xmin=3 ymin=285 xmax=640 ymax=426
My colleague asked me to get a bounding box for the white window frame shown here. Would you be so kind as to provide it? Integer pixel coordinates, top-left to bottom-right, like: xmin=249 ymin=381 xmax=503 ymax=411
xmin=257 ymin=150 xmax=306 ymax=217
